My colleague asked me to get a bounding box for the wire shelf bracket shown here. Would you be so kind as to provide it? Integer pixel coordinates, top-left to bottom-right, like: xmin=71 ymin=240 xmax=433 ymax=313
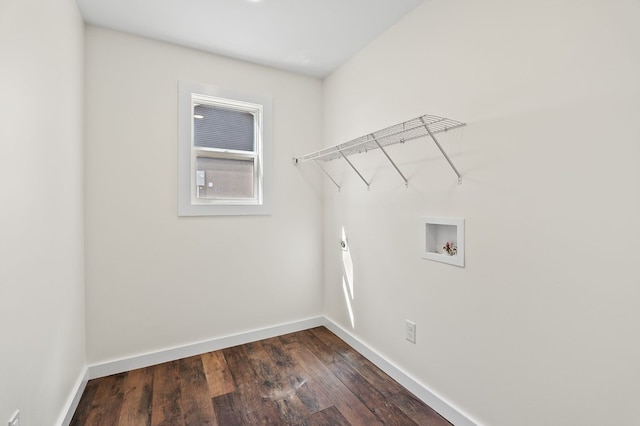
xmin=314 ymin=160 xmax=341 ymax=191
xmin=371 ymin=133 xmax=409 ymax=187
xmin=293 ymin=114 xmax=465 ymax=189
xmin=420 ymin=116 xmax=463 ymax=185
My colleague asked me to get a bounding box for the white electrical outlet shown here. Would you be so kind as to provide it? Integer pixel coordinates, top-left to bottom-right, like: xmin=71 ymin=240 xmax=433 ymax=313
xmin=405 ymin=320 xmax=416 ymax=344
xmin=8 ymin=410 xmax=19 ymax=426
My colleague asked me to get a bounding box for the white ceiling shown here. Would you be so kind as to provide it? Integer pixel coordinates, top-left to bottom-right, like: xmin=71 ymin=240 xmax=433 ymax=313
xmin=76 ymin=0 xmax=424 ymax=78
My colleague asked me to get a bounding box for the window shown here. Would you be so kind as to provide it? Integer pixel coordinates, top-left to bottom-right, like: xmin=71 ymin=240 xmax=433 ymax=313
xmin=178 ymin=81 xmax=272 ymax=216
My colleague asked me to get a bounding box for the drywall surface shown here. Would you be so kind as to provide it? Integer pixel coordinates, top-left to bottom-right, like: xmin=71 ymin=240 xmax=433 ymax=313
xmin=322 ymin=0 xmax=640 ymax=424
xmin=0 ymin=0 xmax=86 ymax=424
xmin=84 ymin=27 xmax=324 ymax=363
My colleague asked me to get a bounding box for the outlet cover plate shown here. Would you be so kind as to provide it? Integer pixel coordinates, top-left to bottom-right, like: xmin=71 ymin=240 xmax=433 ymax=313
xmin=405 ymin=320 xmax=416 ymax=344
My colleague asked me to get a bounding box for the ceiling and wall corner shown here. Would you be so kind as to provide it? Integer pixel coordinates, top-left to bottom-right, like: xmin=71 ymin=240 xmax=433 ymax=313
xmin=75 ymin=0 xmax=424 ymax=78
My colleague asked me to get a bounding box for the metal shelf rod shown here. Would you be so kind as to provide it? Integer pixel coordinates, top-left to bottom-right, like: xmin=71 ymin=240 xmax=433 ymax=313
xmin=338 ymin=149 xmax=370 ymax=188
xmin=371 ymin=135 xmax=408 ymax=187
xmin=420 ymin=116 xmax=462 ymax=184
xmin=314 ymin=160 xmax=341 ymax=191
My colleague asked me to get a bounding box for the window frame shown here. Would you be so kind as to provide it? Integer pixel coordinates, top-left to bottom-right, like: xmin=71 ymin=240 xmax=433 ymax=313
xmin=191 ymin=95 xmax=261 ymax=205
xmin=178 ymin=80 xmax=272 ymax=216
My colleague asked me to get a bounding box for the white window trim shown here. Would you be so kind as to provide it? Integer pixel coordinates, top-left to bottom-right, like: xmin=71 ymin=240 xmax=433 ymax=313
xmin=178 ymin=80 xmax=272 ymax=216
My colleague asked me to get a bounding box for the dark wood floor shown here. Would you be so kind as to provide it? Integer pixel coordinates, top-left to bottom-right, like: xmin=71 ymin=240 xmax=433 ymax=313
xmin=71 ymin=326 xmax=451 ymax=425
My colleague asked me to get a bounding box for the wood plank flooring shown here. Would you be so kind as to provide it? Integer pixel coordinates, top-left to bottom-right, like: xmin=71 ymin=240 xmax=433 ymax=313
xmin=71 ymin=327 xmax=451 ymax=425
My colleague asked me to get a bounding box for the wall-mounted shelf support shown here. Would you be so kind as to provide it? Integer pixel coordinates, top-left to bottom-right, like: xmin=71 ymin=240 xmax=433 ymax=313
xmin=371 ymin=134 xmax=408 ymax=187
xmin=420 ymin=117 xmax=463 ymax=184
xmin=314 ymin=160 xmax=341 ymax=191
xmin=293 ymin=114 xmax=465 ymax=190
xmin=339 ymin=149 xmax=370 ymax=189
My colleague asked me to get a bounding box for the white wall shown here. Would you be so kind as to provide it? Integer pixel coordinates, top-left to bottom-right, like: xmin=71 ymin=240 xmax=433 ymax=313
xmin=322 ymin=0 xmax=640 ymax=425
xmin=3 ymin=2 xmax=637 ymax=423
xmin=0 ymin=0 xmax=86 ymax=424
xmin=84 ymin=27 xmax=324 ymax=364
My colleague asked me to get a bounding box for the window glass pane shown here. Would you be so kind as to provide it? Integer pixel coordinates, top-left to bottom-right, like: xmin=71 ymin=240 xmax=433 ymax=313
xmin=195 ymin=157 xmax=254 ymax=199
xmin=194 ymin=104 xmax=255 ymax=152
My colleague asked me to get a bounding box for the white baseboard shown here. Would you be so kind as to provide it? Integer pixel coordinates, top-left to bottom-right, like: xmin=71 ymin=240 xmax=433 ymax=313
xmin=62 ymin=315 xmax=475 ymax=426
xmin=87 ymin=316 xmax=325 ymax=379
xmin=57 ymin=366 xmax=88 ymax=426
xmin=323 ymin=318 xmax=479 ymax=426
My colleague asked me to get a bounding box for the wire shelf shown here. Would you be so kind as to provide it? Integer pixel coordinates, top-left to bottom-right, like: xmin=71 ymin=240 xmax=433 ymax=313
xmin=294 ymin=114 xmax=465 ymax=163
xmin=293 ymin=114 xmax=466 ymax=189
